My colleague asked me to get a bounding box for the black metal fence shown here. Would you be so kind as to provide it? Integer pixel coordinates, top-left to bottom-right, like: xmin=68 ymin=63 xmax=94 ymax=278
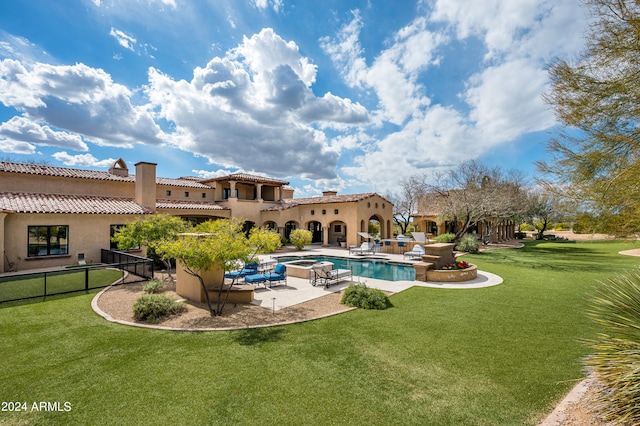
xmin=0 ymin=251 xmax=154 ymax=304
xmin=101 ymin=249 xmax=155 ymax=280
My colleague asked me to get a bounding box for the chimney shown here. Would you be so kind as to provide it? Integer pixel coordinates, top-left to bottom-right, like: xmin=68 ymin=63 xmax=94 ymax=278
xmin=281 ymin=188 xmax=294 ymax=199
xmin=135 ymin=162 xmax=157 ymax=211
xmin=322 ymin=190 xmax=338 ymax=197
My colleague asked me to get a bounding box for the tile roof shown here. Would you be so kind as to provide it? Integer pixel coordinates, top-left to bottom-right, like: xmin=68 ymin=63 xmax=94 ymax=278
xmin=262 ymin=192 xmax=390 ymax=211
xmin=204 ymin=173 xmax=289 ymax=186
xmin=0 ymin=192 xmax=154 ymax=215
xmin=155 ymin=199 xmax=229 ymax=211
xmin=0 ymin=162 xmax=211 ymax=188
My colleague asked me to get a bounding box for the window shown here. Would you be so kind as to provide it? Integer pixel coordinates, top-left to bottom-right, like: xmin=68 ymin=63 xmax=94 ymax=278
xmin=184 ymin=191 xmax=189 ymax=197
xmin=334 ymin=209 xmax=339 ymax=214
xmin=223 ymin=188 xmax=230 ymax=199
xmin=322 ymin=209 xmax=326 ymax=215
xmin=334 ymin=224 xmax=342 ymax=232
xmin=28 ymin=225 xmax=69 ymax=257
xmin=310 ymin=210 xmax=315 ymax=215
xmin=166 ymin=190 xmax=171 ymax=196
xmin=202 ymin=192 xmax=206 ymax=199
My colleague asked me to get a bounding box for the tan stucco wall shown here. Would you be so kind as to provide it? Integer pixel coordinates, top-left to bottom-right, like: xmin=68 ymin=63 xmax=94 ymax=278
xmin=3 ymin=213 xmax=145 ymax=272
xmin=0 ymin=172 xmax=134 ymax=198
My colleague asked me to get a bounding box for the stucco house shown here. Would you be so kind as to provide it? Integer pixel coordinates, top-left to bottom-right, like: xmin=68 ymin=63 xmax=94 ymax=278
xmin=0 ymin=160 xmax=393 ymax=272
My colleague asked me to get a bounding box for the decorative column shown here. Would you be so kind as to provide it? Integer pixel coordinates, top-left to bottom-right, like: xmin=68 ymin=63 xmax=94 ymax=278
xmin=322 ymin=225 xmax=330 ymax=247
xmin=229 ymin=181 xmax=237 ymax=198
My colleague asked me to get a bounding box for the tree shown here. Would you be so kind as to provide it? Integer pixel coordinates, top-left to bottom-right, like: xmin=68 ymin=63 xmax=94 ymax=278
xmin=112 ymin=214 xmax=190 ymax=281
xmin=426 ymin=160 xmax=527 ymax=242
xmin=160 ymin=219 xmax=281 ymax=316
xmin=541 ymin=0 xmax=640 ymax=236
xmin=388 ymin=175 xmax=427 ymax=235
xmin=526 ymin=188 xmax=560 ymax=239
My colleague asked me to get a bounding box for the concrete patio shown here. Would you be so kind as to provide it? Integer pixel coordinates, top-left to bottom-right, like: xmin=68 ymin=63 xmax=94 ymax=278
xmin=251 ymin=245 xmax=503 ymax=311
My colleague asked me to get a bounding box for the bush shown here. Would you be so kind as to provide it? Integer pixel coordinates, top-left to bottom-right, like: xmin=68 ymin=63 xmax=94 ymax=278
xmin=133 ymin=294 xmax=187 ymax=323
xmin=456 ymin=235 xmax=479 ymax=253
xmin=584 ymin=269 xmax=640 ymax=424
xmin=434 ymin=233 xmax=456 ymax=243
xmin=289 ymin=229 xmax=313 ymax=250
xmin=340 ymin=283 xmax=393 ymax=310
xmin=143 ymin=279 xmax=164 ymax=294
xmin=519 ymin=223 xmax=534 ymax=231
xmin=554 ymin=223 xmax=569 ymax=231
xmin=514 ymin=231 xmax=527 ymax=239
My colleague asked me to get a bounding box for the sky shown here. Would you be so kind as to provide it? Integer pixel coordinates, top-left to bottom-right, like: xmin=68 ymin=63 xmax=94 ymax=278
xmin=0 ymin=0 xmax=588 ymax=198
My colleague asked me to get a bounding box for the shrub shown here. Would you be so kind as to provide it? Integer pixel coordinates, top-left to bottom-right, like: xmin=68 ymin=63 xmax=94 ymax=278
xmin=554 ymin=223 xmax=569 ymax=231
xmin=340 ymin=283 xmax=393 ymax=310
xmin=514 ymin=231 xmax=527 ymax=239
xmin=584 ymin=269 xmax=640 ymax=424
xmin=434 ymin=233 xmax=456 ymax=243
xmin=289 ymin=229 xmax=313 ymax=250
xmin=457 ymin=235 xmax=479 ymax=253
xmin=133 ymin=294 xmax=187 ymax=323
xmin=143 ymin=279 xmax=164 ymax=294
xmin=519 ymin=223 xmax=534 ymax=231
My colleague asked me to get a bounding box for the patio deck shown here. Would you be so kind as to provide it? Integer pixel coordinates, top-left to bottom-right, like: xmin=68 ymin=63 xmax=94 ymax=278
xmin=251 ymin=245 xmax=502 ymax=311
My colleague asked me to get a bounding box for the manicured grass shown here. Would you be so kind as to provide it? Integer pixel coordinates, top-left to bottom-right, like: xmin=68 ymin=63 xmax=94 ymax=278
xmin=0 ymin=240 xmax=638 ymax=425
xmin=0 ymin=268 xmax=124 ymax=303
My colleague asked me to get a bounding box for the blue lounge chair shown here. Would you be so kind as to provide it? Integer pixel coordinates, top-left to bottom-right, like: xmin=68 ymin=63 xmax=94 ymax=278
xmin=224 ymin=262 xmax=259 ymax=281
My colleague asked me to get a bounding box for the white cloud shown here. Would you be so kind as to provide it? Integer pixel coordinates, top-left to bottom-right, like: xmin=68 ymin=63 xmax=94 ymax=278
xmin=146 ymin=29 xmax=369 ymax=180
xmin=109 ymin=27 xmax=137 ymax=51
xmin=252 ymin=0 xmax=283 ymax=13
xmin=0 ymin=116 xmax=88 ymax=151
xmin=321 ymin=1 xmax=585 ymax=193
xmin=52 ymin=151 xmax=116 ymax=168
xmin=0 ymin=60 xmax=167 ymax=148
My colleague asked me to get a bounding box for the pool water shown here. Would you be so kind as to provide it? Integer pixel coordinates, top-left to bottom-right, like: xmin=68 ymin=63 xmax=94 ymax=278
xmin=276 ymin=256 xmax=415 ymax=282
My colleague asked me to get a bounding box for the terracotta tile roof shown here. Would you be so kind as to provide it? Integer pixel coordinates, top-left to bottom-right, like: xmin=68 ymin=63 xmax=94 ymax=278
xmin=204 ymin=173 xmax=289 ymax=186
xmin=155 ymin=177 xmax=211 ymax=189
xmin=0 ymin=192 xmax=153 ymax=214
xmin=155 ymin=199 xmax=229 ymax=211
xmin=0 ymin=161 xmax=211 ymax=189
xmin=262 ymin=192 xmax=391 ymax=211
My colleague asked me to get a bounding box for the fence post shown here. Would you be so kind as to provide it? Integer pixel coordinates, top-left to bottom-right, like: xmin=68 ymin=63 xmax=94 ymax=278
xmin=85 ymin=267 xmax=89 ymax=293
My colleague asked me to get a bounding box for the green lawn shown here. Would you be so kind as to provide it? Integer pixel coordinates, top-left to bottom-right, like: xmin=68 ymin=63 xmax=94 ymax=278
xmin=0 ymin=240 xmax=638 ymax=425
xmin=0 ymin=269 xmax=124 ymax=303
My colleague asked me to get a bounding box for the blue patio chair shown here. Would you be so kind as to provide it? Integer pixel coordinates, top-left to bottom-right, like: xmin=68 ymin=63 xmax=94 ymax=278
xmin=263 ymin=264 xmax=287 ymax=287
xmin=397 ymin=241 xmax=407 ymax=253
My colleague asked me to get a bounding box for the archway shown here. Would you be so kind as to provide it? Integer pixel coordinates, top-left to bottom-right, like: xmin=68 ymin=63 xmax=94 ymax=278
xmin=284 ymin=221 xmax=298 ymax=240
xmin=307 ymin=221 xmax=322 ymax=243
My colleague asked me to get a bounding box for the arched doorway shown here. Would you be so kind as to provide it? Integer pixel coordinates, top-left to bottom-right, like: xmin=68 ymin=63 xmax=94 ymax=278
xmin=307 ymin=221 xmax=322 ymax=243
xmin=284 ymin=221 xmax=297 ymax=240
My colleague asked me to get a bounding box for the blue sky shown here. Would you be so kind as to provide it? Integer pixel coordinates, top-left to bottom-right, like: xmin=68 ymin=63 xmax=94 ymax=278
xmin=0 ymin=0 xmax=587 ymax=197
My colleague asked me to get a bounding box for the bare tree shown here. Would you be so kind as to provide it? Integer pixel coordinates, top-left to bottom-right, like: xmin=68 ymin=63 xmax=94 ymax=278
xmin=388 ymin=174 xmax=428 ymax=235
xmin=427 ymin=160 xmax=527 ymax=242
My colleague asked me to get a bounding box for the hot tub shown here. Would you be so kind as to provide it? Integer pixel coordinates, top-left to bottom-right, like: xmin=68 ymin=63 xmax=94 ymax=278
xmin=283 ymin=260 xmax=334 ymax=279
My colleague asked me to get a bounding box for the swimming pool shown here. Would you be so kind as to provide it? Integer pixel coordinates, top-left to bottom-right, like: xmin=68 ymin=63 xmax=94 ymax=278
xmin=275 ymin=256 xmax=415 ymax=282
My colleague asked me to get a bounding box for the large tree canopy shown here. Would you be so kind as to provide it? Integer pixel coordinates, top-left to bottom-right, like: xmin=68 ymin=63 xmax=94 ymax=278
xmin=540 ymin=0 xmax=640 ymax=236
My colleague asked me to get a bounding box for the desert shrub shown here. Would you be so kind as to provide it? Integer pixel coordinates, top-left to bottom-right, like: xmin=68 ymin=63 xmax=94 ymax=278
xmin=434 ymin=233 xmax=456 ymax=243
xmin=583 ymin=269 xmax=640 ymax=424
xmin=340 ymin=283 xmax=393 ymax=310
xmin=554 ymin=223 xmax=569 ymax=231
xmin=519 ymin=223 xmax=534 ymax=231
xmin=133 ymin=294 xmax=187 ymax=323
xmin=289 ymin=229 xmax=313 ymax=250
xmin=143 ymin=279 xmax=164 ymax=294
xmin=456 ymin=235 xmax=479 ymax=253
xmin=514 ymin=231 xmax=527 ymax=239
